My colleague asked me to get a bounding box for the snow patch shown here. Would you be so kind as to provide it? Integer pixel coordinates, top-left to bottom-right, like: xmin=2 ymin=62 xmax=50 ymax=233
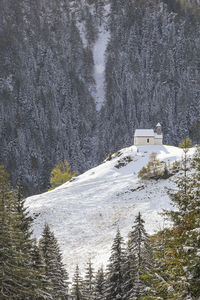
xmin=92 ymin=4 xmax=110 ymax=111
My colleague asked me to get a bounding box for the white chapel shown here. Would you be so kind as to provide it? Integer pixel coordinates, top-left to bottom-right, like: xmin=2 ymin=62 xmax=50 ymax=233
xmin=134 ymin=123 xmax=163 ymax=146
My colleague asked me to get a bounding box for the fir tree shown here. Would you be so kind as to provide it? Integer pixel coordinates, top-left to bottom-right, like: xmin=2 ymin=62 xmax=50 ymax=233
xmin=146 ymin=146 xmax=200 ymax=299
xmin=122 ymin=243 xmax=137 ymax=299
xmin=71 ymin=265 xmax=84 ymax=300
xmin=93 ymin=266 xmax=105 ymax=300
xmin=105 ymin=228 xmax=125 ymax=300
xmin=128 ymin=213 xmax=152 ymax=299
xmin=82 ymin=259 xmax=95 ymax=299
xmin=39 ymin=223 xmax=69 ymax=299
xmin=31 ymin=239 xmax=53 ymax=299
xmin=15 ymin=177 xmax=33 ymax=236
xmin=0 ymin=165 xmax=50 ymax=299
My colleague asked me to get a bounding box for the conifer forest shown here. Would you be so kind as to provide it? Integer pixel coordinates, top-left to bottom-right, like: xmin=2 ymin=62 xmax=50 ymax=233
xmin=1 ymin=146 xmax=200 ymax=298
xmin=1 ymin=0 xmax=200 ymax=195
xmin=0 ymin=0 xmax=200 ymax=299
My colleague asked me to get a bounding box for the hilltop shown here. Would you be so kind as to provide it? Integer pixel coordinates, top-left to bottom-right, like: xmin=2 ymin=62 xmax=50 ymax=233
xmin=26 ymin=144 xmax=187 ymax=275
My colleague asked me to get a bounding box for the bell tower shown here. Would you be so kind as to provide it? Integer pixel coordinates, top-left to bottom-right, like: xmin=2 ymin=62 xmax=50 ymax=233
xmin=156 ymin=123 xmax=162 ymax=135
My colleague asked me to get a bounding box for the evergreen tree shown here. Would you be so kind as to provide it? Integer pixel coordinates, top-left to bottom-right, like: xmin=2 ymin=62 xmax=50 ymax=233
xmin=71 ymin=265 xmax=84 ymax=300
xmin=15 ymin=177 xmax=32 ymax=236
xmin=93 ymin=266 xmax=105 ymax=300
xmin=183 ymin=146 xmax=200 ymax=297
xmin=94 ymin=0 xmax=105 ymax=25
xmin=122 ymin=242 xmax=137 ymax=299
xmin=166 ymin=142 xmax=192 ymax=225
xmin=14 ymin=177 xmax=35 ymax=258
xmin=0 ymin=165 xmax=50 ymax=299
xmin=142 ymin=228 xmax=177 ymax=300
xmin=31 ymin=239 xmax=53 ymax=299
xmin=82 ymin=259 xmax=95 ymax=299
xmin=128 ymin=213 xmax=152 ymax=299
xmin=105 ymin=228 xmax=125 ymax=300
xmin=145 ymin=146 xmax=200 ymax=299
xmin=39 ymin=223 xmax=69 ymax=299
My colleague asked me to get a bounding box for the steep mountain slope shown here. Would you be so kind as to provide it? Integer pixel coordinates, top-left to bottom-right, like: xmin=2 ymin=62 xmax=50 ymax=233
xmin=0 ymin=0 xmax=97 ymax=195
xmin=99 ymin=0 xmax=200 ymax=160
xmin=1 ymin=0 xmax=200 ymax=195
xmin=26 ymin=144 xmax=187 ymax=275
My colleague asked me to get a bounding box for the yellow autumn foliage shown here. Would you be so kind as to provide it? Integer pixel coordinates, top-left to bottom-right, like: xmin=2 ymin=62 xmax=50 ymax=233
xmin=49 ymin=160 xmax=77 ymax=190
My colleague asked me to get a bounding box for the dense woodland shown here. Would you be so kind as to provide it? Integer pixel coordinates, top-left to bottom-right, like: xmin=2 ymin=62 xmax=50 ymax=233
xmin=1 ymin=0 xmax=200 ymax=195
xmin=1 ymin=145 xmax=200 ymax=299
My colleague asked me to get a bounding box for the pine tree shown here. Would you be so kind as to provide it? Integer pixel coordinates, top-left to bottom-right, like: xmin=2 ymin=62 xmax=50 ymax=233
xmin=93 ymin=266 xmax=105 ymax=300
xmin=31 ymin=239 xmax=53 ymax=299
xmin=184 ymin=146 xmax=200 ymax=297
xmin=94 ymin=0 xmax=105 ymax=25
xmin=39 ymin=223 xmax=69 ymax=299
xmin=71 ymin=265 xmax=84 ymax=300
xmin=165 ymin=140 xmax=192 ymax=225
xmin=146 ymin=146 xmax=200 ymax=299
xmin=122 ymin=243 xmax=137 ymax=299
xmin=0 ymin=165 xmax=50 ymax=299
xmin=142 ymin=228 xmax=177 ymax=300
xmin=82 ymin=259 xmax=95 ymax=299
xmin=105 ymin=228 xmax=125 ymax=300
xmin=128 ymin=213 xmax=152 ymax=299
xmin=15 ymin=177 xmax=33 ymax=236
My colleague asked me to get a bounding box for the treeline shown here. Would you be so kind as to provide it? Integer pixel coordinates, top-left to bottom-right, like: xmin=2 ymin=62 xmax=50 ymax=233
xmin=1 ymin=145 xmax=200 ymax=299
xmin=0 ymin=166 xmax=69 ymax=299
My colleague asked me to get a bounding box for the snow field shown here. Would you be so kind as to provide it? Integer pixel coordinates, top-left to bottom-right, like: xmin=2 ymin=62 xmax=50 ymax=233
xmin=26 ymin=145 xmax=186 ymax=277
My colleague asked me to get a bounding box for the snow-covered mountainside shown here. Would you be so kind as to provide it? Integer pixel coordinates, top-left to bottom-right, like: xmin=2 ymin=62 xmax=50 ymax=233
xmin=26 ymin=145 xmax=186 ymax=275
xmin=1 ymin=0 xmax=200 ymax=195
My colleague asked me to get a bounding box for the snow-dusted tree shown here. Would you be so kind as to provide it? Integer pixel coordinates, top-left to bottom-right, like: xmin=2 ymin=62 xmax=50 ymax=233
xmin=0 ymin=165 xmax=50 ymax=299
xmin=31 ymin=239 xmax=54 ymax=299
xmin=145 ymin=146 xmax=200 ymax=299
xmin=180 ymin=145 xmax=200 ymax=298
xmin=39 ymin=224 xmax=69 ymax=299
xmin=93 ymin=266 xmax=106 ymax=300
xmin=105 ymin=228 xmax=125 ymax=300
xmin=71 ymin=265 xmax=84 ymax=300
xmin=14 ymin=177 xmax=34 ymax=252
xmin=122 ymin=242 xmax=137 ymax=299
xmin=128 ymin=212 xmax=152 ymax=299
xmin=82 ymin=259 xmax=95 ymax=299
xmin=94 ymin=0 xmax=105 ymax=25
xmin=165 ymin=141 xmax=192 ymax=225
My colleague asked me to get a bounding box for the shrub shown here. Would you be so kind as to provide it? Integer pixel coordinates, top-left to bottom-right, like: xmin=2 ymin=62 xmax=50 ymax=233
xmin=138 ymin=153 xmax=171 ymax=180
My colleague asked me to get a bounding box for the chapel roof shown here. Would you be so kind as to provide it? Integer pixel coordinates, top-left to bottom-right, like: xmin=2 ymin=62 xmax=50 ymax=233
xmin=134 ymin=129 xmax=162 ymax=138
xmin=134 ymin=129 xmax=155 ymax=137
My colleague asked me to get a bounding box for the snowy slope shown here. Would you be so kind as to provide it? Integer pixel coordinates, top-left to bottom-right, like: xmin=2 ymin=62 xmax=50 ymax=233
xmin=92 ymin=4 xmax=110 ymax=111
xmin=26 ymin=145 xmax=186 ymax=275
xmin=75 ymin=1 xmax=110 ymax=111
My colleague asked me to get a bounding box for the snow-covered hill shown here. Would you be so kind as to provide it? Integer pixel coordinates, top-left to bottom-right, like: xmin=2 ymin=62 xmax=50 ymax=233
xmin=26 ymin=145 xmax=186 ymax=275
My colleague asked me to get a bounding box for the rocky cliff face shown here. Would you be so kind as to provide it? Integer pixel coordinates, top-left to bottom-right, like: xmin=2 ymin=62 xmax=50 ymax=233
xmin=0 ymin=0 xmax=200 ymax=195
